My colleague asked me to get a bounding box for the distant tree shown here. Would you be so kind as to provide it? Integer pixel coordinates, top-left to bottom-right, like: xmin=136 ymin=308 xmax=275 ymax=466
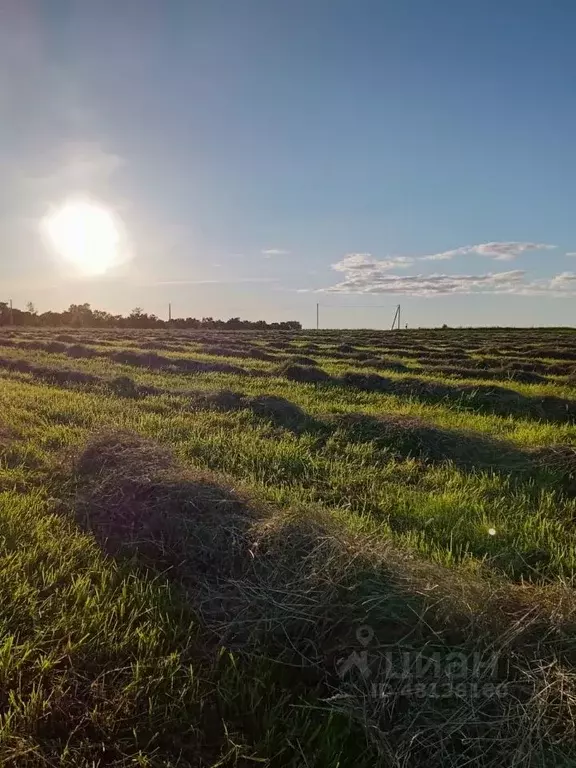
xmin=0 ymin=301 xmax=302 ymax=331
xmin=0 ymin=302 xmax=9 ymax=326
xmin=92 ymin=309 xmax=114 ymax=327
xmin=39 ymin=311 xmax=62 ymax=326
xmin=66 ymin=303 xmax=93 ymax=327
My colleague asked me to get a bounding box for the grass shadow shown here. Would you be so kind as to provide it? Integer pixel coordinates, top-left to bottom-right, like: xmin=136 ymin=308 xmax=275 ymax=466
xmin=329 ymin=412 xmax=530 ymax=472
xmin=328 ymin=412 xmax=576 ymax=503
xmin=338 ymin=371 xmax=576 ymax=424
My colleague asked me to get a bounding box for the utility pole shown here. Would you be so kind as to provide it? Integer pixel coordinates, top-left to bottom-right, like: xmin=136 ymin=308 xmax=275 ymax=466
xmin=168 ymin=302 xmax=172 ymax=322
xmin=391 ymin=304 xmax=400 ymax=331
xmin=316 ymin=303 xmax=319 ymax=330
xmin=9 ymin=299 xmax=13 ymax=325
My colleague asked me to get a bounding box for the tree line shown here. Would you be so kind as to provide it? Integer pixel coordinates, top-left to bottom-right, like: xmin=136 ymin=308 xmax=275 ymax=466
xmin=0 ymin=302 xmax=302 ymax=331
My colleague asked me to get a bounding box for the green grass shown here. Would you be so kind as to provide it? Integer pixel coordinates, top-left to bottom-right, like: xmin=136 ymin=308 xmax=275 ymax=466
xmin=1 ymin=326 xmax=576 ymax=766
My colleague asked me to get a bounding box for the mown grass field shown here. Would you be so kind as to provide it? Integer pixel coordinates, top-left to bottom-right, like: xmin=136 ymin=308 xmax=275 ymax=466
xmin=2 ymin=325 xmax=576 ymax=767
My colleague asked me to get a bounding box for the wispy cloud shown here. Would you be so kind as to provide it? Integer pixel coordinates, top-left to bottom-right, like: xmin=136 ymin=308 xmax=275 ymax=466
xmin=420 ymin=242 xmax=556 ymax=262
xmin=566 ymin=252 xmax=576 ymax=257
xmin=262 ymin=248 xmax=290 ymax=257
xmin=332 ymin=253 xmax=414 ymax=272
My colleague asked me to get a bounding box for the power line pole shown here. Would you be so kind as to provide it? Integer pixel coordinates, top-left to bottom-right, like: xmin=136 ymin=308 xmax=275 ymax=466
xmin=168 ymin=303 xmax=172 ymax=322
xmin=316 ymin=303 xmax=319 ymax=330
xmin=391 ymin=304 xmax=400 ymax=331
xmin=9 ymin=299 xmax=13 ymax=325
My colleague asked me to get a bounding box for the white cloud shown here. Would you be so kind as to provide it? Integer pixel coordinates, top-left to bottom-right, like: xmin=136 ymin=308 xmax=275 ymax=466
xmin=332 ymin=253 xmax=414 ymax=272
xmin=262 ymin=248 xmax=290 ymax=256
xmin=420 ymin=247 xmax=467 ymax=262
xmin=322 ymin=269 xmax=530 ymax=296
xmin=315 ymin=254 xmax=576 ymax=297
xmin=566 ymin=252 xmax=576 ymax=257
xmin=332 ymin=253 xmax=375 ymax=271
xmin=549 ymin=272 xmax=576 ymax=288
xmin=389 ymin=256 xmax=415 ymax=267
xmin=420 ymin=241 xmax=556 ymax=262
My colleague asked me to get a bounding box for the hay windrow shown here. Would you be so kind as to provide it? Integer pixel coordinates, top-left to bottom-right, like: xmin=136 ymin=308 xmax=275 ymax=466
xmin=330 ymin=412 xmax=529 ymax=470
xmin=275 ymin=361 xmax=333 ymax=383
xmin=74 ymin=431 xmax=261 ymax=586
xmin=71 ymin=434 xmax=576 ymax=764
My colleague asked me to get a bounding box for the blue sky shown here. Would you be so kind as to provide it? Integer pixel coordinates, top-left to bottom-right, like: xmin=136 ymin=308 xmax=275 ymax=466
xmin=1 ymin=0 xmax=575 ymax=328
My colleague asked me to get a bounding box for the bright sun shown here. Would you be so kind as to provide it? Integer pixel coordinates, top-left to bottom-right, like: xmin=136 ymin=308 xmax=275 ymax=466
xmin=43 ymin=200 xmax=123 ymax=276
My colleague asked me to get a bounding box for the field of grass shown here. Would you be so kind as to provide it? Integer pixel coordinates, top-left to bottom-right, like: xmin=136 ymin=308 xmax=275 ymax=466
xmin=2 ymin=325 xmax=576 ymax=767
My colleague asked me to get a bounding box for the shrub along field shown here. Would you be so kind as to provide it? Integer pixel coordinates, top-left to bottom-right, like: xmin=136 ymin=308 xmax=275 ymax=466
xmin=1 ymin=325 xmax=576 ymax=767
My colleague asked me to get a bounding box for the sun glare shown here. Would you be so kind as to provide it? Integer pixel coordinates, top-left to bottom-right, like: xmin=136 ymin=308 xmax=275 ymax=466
xmin=43 ymin=200 xmax=124 ymax=276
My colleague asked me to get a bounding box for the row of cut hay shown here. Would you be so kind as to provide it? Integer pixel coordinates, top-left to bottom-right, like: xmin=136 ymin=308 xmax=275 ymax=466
xmin=3 ymin=358 xmax=576 ymax=489
xmin=67 ymin=430 xmax=576 ymax=768
xmin=0 ymin=336 xmax=254 ymax=375
xmin=6 ymin=327 xmax=576 ymax=367
xmin=420 ymin=363 xmax=549 ymax=385
xmin=0 ymin=359 xmax=312 ymax=434
xmin=275 ymin=362 xmax=576 ymax=424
